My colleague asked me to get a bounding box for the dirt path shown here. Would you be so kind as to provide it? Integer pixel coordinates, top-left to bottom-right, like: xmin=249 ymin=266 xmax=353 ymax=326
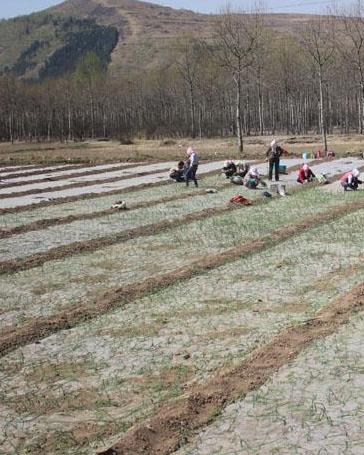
xmin=99 ymin=282 xmax=364 ymax=455
xmin=1 ymin=199 xmax=364 ymax=357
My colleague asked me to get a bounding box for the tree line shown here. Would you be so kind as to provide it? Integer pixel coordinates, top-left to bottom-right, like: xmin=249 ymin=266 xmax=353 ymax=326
xmin=1 ymin=2 xmax=364 ymax=152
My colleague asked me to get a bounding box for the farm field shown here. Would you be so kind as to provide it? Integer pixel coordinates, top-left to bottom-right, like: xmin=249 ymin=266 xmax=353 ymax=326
xmin=1 ymin=134 xmax=364 ymax=166
xmin=0 ymin=155 xmax=364 ymax=455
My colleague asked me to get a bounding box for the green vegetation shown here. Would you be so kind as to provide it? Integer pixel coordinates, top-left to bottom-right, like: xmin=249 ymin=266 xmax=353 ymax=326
xmin=1 ymin=188 xmax=364 ymax=454
xmin=0 ymin=13 xmax=118 ymax=80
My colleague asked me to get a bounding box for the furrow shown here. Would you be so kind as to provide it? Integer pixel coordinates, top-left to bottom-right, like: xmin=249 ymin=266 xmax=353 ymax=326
xmin=100 ymin=282 xmax=364 ymax=455
xmin=0 ymin=170 xmax=220 ymax=214
xmin=0 ymin=163 xmax=89 ymax=179
xmin=0 ymin=168 xmax=170 ymax=199
xmin=1 ymin=199 xmax=364 ymax=358
xmin=0 ymin=163 xmax=142 ymax=187
xmin=0 ymin=188 xmax=221 ymax=239
xmin=0 ymin=203 xmax=246 ymax=274
xmin=0 ymin=165 xmax=354 ymax=272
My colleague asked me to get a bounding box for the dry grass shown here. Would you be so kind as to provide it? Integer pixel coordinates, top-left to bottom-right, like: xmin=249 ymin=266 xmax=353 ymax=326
xmin=0 ymin=134 xmax=363 ymax=166
xmin=50 ymin=1 xmax=326 ymax=77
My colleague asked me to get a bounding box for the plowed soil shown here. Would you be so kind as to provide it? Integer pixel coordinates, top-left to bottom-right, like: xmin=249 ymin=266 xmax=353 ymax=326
xmin=99 ymin=282 xmax=364 ymax=455
xmin=0 ymin=167 xmax=170 ymax=199
xmin=1 ymin=199 xmax=364 ymax=357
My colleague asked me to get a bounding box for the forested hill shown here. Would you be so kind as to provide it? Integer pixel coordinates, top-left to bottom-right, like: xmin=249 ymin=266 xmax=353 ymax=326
xmin=0 ymin=11 xmax=119 ymax=80
xmin=0 ymin=0 xmax=315 ymax=80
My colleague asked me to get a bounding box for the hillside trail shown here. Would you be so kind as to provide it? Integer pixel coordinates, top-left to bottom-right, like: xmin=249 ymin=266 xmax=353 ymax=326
xmin=102 ymin=0 xmax=144 ymax=72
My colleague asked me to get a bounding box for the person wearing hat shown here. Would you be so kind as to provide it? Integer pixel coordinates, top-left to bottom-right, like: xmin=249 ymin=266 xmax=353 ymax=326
xmin=236 ymin=161 xmax=250 ymax=178
xmin=222 ymin=160 xmax=237 ymax=179
xmin=245 ymin=166 xmax=261 ymax=189
xmin=169 ymin=160 xmax=186 ymax=182
xmin=185 ymin=147 xmax=199 ymax=187
xmin=340 ymin=169 xmax=362 ymax=191
xmin=297 ymin=163 xmax=316 ymax=184
xmin=223 ymin=160 xmax=250 ymax=183
xmin=266 ymin=139 xmax=285 ymax=182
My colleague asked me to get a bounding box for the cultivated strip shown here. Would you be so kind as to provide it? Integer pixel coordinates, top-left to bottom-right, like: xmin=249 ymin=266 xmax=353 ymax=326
xmin=0 ymin=164 xmax=356 ymax=272
xmin=99 ymin=282 xmax=364 ymax=455
xmin=0 ymin=164 xmax=225 ymax=212
xmin=0 ymin=176 xmax=174 ymax=215
xmin=0 ymin=163 xmax=87 ymax=179
xmin=0 ymin=163 xmax=143 ymax=187
xmin=0 ymin=164 xmax=40 ymax=173
xmin=0 ymin=167 xmax=171 ymax=199
xmin=0 ymin=204 xmax=245 ymax=274
xmin=0 ymin=159 xmax=305 ymax=237
xmin=1 ymin=199 xmax=364 ymax=357
xmin=0 ymin=187 xmax=228 ymax=239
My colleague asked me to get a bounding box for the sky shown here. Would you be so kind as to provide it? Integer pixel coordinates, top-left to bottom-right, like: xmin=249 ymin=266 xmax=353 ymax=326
xmin=0 ymin=0 xmax=353 ymax=20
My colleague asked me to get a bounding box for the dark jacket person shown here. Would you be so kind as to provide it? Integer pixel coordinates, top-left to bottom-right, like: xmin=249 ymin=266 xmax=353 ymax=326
xmin=266 ymin=139 xmax=284 ymax=182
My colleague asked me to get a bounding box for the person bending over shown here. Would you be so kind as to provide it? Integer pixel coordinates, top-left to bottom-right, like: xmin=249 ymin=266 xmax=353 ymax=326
xmin=341 ymin=169 xmax=362 ymax=191
xmin=245 ymin=167 xmax=261 ymax=189
xmin=169 ymin=160 xmax=185 ymax=182
xmin=297 ymin=163 xmax=316 ymax=184
xmin=222 ymin=160 xmax=237 ymax=179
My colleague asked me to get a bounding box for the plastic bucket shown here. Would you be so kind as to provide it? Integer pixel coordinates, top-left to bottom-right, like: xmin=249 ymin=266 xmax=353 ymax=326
xmin=270 ymin=183 xmax=279 ymax=193
xmin=279 ymin=165 xmax=287 ymax=174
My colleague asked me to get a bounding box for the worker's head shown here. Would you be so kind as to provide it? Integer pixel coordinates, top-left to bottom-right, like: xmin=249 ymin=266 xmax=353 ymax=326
xmin=352 ymin=168 xmax=360 ymax=178
xmin=186 ymin=147 xmax=194 ymax=157
xmin=251 ymin=166 xmax=259 ymax=176
xmin=271 ymin=139 xmax=276 ymax=148
xmin=302 ymin=163 xmax=309 ymax=172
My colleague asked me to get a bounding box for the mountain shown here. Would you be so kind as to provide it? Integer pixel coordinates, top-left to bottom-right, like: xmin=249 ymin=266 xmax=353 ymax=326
xmin=49 ymin=0 xmax=213 ymax=77
xmin=0 ymin=9 xmax=119 ymax=79
xmin=0 ymin=0 xmax=316 ymax=80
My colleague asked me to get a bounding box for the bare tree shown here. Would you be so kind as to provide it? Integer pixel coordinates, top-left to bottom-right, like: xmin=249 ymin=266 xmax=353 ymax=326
xmin=301 ymin=16 xmax=336 ymax=152
xmin=214 ymin=6 xmax=264 ymax=154
xmin=336 ymin=0 xmax=364 ymax=133
xmin=1 ymin=11 xmax=364 ymax=145
xmin=175 ymin=38 xmax=203 ymax=138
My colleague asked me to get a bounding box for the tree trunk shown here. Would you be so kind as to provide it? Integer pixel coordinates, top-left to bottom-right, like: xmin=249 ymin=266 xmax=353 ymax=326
xmin=189 ymin=82 xmax=196 ymax=138
xmin=235 ymin=74 xmax=243 ymax=154
xmin=90 ymin=93 xmax=95 ymax=139
xmin=319 ymin=71 xmax=328 ymax=152
xmin=361 ymin=83 xmax=364 ymax=134
xmin=9 ymin=113 xmax=14 ymax=144
xmin=258 ymin=75 xmax=264 ymax=135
